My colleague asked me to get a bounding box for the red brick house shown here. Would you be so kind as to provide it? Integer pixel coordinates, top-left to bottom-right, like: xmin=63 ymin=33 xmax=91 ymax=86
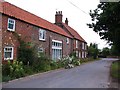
xmin=55 ymin=11 xmax=87 ymax=58
xmin=0 ymin=2 xmax=87 ymax=63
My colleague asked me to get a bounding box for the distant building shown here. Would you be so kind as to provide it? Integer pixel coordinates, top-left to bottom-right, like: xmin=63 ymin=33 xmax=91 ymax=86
xmin=0 ymin=2 xmax=87 ymax=63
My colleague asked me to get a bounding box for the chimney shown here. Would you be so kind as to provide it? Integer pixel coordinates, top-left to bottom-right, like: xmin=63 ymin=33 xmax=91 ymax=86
xmin=65 ymin=18 xmax=68 ymax=25
xmin=55 ymin=11 xmax=63 ymax=24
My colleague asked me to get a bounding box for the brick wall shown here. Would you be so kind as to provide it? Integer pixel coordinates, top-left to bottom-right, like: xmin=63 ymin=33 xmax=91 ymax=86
xmin=2 ymin=15 xmax=72 ymax=63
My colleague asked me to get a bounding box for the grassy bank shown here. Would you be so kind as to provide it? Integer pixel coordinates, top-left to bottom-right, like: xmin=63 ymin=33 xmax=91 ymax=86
xmin=111 ymin=60 xmax=120 ymax=79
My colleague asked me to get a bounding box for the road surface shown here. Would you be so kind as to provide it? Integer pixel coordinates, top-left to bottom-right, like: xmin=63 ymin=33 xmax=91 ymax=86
xmin=2 ymin=58 xmax=118 ymax=88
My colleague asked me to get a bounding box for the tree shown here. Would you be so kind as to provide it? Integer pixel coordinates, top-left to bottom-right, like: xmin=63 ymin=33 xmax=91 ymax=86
xmin=102 ymin=47 xmax=110 ymax=57
xmin=88 ymin=43 xmax=99 ymax=59
xmin=110 ymin=45 xmax=119 ymax=56
xmin=87 ymin=2 xmax=120 ymax=55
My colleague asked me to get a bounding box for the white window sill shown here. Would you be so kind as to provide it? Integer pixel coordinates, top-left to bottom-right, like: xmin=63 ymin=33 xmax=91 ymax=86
xmin=7 ymin=29 xmax=15 ymax=32
xmin=39 ymin=39 xmax=46 ymax=41
xmin=4 ymin=58 xmax=13 ymax=60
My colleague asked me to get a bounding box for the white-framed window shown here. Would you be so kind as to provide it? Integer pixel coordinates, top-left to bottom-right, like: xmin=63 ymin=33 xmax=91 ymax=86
xmin=4 ymin=46 xmax=13 ymax=60
xmin=39 ymin=29 xmax=46 ymax=41
xmin=82 ymin=42 xmax=84 ymax=50
xmin=79 ymin=52 xmax=81 ymax=58
xmin=85 ymin=52 xmax=87 ymax=58
xmin=76 ymin=40 xmax=78 ymax=48
xmin=82 ymin=51 xmax=84 ymax=58
xmin=85 ymin=44 xmax=87 ymax=50
xmin=52 ymin=40 xmax=62 ymax=60
xmin=7 ymin=18 xmax=15 ymax=31
xmin=66 ymin=38 xmax=69 ymax=44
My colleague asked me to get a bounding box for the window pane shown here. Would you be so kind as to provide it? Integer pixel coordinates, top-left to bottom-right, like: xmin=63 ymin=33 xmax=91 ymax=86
xmin=43 ymin=31 xmax=45 ymax=39
xmin=9 ymin=20 xmax=14 ymax=23
xmin=5 ymin=52 xmax=11 ymax=58
xmin=39 ymin=29 xmax=46 ymax=40
xmin=8 ymin=23 xmax=14 ymax=29
xmin=8 ymin=19 xmax=15 ymax=31
xmin=52 ymin=49 xmax=54 ymax=60
xmin=52 ymin=40 xmax=62 ymax=60
xmin=4 ymin=47 xmax=13 ymax=60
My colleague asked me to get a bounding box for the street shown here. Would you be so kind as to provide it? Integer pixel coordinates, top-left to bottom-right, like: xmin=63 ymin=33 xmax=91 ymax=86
xmin=2 ymin=58 xmax=118 ymax=88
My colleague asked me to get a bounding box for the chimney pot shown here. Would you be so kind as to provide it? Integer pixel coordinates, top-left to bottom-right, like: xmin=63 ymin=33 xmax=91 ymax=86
xmin=56 ymin=11 xmax=58 ymax=14
xmin=59 ymin=11 xmax=60 ymax=14
xmin=61 ymin=11 xmax=62 ymax=14
xmin=65 ymin=18 xmax=68 ymax=25
xmin=55 ymin=11 xmax=63 ymax=24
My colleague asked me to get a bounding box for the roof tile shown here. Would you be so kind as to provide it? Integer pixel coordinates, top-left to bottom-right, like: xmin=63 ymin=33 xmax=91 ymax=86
xmin=1 ymin=2 xmax=72 ymax=38
xmin=62 ymin=23 xmax=86 ymax=42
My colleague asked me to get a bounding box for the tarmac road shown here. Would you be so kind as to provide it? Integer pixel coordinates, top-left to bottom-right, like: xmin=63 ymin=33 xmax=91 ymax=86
xmin=2 ymin=58 xmax=118 ymax=88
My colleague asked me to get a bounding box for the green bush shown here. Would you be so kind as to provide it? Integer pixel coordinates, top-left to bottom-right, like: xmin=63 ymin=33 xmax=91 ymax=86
xmin=57 ymin=60 xmax=64 ymax=68
xmin=33 ymin=53 xmax=51 ymax=72
xmin=18 ymin=41 xmax=36 ymax=66
xmin=111 ymin=60 xmax=120 ymax=79
xmin=69 ymin=52 xmax=76 ymax=58
xmin=23 ymin=65 xmax=34 ymax=75
xmin=50 ymin=61 xmax=58 ymax=70
xmin=2 ymin=62 xmax=10 ymax=76
xmin=2 ymin=60 xmax=25 ymax=79
xmin=2 ymin=76 xmax=11 ymax=82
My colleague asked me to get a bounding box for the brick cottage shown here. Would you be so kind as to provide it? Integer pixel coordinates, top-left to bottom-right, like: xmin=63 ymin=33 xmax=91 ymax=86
xmin=0 ymin=2 xmax=87 ymax=63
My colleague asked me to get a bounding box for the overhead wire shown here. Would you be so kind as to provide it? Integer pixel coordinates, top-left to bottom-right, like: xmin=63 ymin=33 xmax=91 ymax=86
xmin=67 ymin=0 xmax=89 ymax=16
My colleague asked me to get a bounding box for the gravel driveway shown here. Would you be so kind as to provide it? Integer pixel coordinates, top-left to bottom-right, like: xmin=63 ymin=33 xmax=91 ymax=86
xmin=2 ymin=58 xmax=118 ymax=88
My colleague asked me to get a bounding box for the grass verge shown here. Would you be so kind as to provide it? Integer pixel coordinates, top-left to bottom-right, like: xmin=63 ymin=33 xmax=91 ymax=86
xmin=111 ymin=60 xmax=120 ymax=80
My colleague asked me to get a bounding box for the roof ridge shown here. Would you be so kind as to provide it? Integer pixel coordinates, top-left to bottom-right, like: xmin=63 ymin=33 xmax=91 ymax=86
xmin=62 ymin=23 xmax=86 ymax=42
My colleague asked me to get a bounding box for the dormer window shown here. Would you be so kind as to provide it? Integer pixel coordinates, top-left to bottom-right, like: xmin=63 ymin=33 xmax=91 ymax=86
xmin=7 ymin=18 xmax=15 ymax=31
xmin=39 ymin=29 xmax=46 ymax=41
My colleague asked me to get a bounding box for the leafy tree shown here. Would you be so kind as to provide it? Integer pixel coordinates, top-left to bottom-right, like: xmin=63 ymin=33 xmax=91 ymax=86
xmin=102 ymin=47 xmax=110 ymax=57
xmin=110 ymin=45 xmax=119 ymax=56
xmin=87 ymin=2 xmax=120 ymax=55
xmin=88 ymin=43 xmax=99 ymax=59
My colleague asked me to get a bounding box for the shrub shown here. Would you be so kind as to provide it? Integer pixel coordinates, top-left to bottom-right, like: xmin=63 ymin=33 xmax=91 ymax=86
xmin=61 ymin=55 xmax=76 ymax=68
xmin=33 ymin=53 xmax=51 ymax=72
xmin=50 ymin=61 xmax=58 ymax=70
xmin=2 ymin=60 xmax=25 ymax=79
xmin=18 ymin=41 xmax=36 ymax=66
xmin=23 ymin=65 xmax=34 ymax=75
xmin=73 ymin=60 xmax=81 ymax=66
xmin=57 ymin=60 xmax=64 ymax=68
xmin=111 ymin=60 xmax=120 ymax=79
xmin=69 ymin=52 xmax=76 ymax=58
xmin=2 ymin=62 xmax=10 ymax=76
xmin=2 ymin=76 xmax=11 ymax=82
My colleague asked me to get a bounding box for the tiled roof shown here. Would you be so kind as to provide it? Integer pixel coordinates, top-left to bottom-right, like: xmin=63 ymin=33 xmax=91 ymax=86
xmin=0 ymin=2 xmax=72 ymax=38
xmin=62 ymin=23 xmax=86 ymax=42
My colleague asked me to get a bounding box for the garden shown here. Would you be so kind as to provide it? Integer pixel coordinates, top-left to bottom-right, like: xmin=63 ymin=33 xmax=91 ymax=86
xmin=2 ymin=52 xmax=98 ymax=82
xmin=2 ymin=35 xmax=99 ymax=82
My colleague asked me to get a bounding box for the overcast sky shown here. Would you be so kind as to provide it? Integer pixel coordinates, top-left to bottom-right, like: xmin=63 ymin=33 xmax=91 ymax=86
xmin=4 ymin=0 xmax=110 ymax=49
